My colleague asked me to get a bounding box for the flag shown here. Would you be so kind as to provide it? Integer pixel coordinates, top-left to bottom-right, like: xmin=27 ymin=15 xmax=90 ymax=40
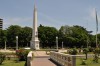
xmin=95 ymin=10 xmax=98 ymax=32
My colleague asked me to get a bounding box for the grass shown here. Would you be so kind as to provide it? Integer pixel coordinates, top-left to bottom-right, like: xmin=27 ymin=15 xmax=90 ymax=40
xmin=0 ymin=58 xmax=25 ymax=66
xmin=0 ymin=52 xmax=15 ymax=55
xmin=76 ymin=58 xmax=100 ymax=66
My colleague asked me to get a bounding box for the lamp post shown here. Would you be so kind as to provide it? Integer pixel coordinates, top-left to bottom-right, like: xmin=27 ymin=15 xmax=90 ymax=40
xmin=56 ymin=36 xmax=58 ymax=50
xmin=62 ymin=41 xmax=63 ymax=49
xmin=16 ymin=36 xmax=18 ymax=50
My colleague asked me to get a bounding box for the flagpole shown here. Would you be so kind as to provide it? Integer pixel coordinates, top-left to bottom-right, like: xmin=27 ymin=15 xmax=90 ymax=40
xmin=95 ymin=9 xmax=98 ymax=48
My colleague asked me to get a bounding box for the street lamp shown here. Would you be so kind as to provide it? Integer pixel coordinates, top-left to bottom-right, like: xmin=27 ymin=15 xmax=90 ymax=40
xmin=56 ymin=36 xmax=58 ymax=50
xmin=16 ymin=36 xmax=18 ymax=50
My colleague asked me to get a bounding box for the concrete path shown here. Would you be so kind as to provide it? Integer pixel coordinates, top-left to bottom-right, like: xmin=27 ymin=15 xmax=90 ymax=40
xmin=32 ymin=51 xmax=61 ymax=66
xmin=32 ymin=57 xmax=60 ymax=66
xmin=33 ymin=51 xmax=49 ymax=57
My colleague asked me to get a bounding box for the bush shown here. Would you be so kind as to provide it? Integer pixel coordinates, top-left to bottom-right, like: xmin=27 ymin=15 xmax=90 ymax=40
xmin=88 ymin=46 xmax=93 ymax=52
xmin=0 ymin=53 xmax=5 ymax=64
xmin=16 ymin=49 xmax=30 ymax=61
xmin=81 ymin=60 xmax=86 ymax=65
xmin=93 ymin=48 xmax=100 ymax=54
xmin=83 ymin=48 xmax=89 ymax=54
xmin=7 ymin=57 xmax=11 ymax=60
xmin=69 ymin=48 xmax=77 ymax=55
xmin=93 ymin=48 xmax=100 ymax=63
xmin=93 ymin=54 xmax=99 ymax=63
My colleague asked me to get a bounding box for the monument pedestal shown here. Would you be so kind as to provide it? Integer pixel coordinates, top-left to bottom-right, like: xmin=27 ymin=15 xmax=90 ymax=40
xmin=31 ymin=40 xmax=40 ymax=50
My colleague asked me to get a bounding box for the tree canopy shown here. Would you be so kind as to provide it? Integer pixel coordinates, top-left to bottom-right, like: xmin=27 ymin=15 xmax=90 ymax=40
xmin=0 ymin=24 xmax=99 ymax=49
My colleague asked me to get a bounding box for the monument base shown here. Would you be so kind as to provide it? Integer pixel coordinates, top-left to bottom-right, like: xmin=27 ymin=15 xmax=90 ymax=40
xmin=30 ymin=40 xmax=40 ymax=50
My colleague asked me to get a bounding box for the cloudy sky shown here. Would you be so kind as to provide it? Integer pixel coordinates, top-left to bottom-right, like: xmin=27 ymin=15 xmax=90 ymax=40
xmin=0 ymin=0 xmax=100 ymax=34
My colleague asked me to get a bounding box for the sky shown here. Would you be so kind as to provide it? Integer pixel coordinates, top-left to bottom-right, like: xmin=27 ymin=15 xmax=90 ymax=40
xmin=0 ymin=0 xmax=100 ymax=34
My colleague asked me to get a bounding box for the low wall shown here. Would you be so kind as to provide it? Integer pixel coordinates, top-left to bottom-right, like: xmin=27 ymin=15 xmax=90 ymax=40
xmin=27 ymin=51 xmax=33 ymax=66
xmin=50 ymin=52 xmax=85 ymax=66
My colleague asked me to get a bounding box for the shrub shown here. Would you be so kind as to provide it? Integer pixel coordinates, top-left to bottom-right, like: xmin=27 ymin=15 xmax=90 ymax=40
xmin=69 ymin=48 xmax=77 ymax=55
xmin=7 ymin=57 xmax=11 ymax=60
xmin=16 ymin=49 xmax=30 ymax=61
xmin=93 ymin=48 xmax=100 ymax=63
xmin=81 ymin=60 xmax=86 ymax=65
xmin=88 ymin=46 xmax=93 ymax=52
xmin=93 ymin=48 xmax=100 ymax=54
xmin=93 ymin=54 xmax=99 ymax=63
xmin=0 ymin=53 xmax=5 ymax=64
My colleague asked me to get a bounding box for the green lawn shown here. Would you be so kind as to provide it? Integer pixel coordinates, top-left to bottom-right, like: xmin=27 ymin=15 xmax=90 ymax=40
xmin=76 ymin=58 xmax=100 ymax=66
xmin=0 ymin=59 xmax=25 ymax=66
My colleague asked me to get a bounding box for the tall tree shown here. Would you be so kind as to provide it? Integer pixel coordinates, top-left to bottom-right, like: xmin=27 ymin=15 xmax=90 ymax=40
xmin=19 ymin=27 xmax=32 ymax=47
xmin=0 ymin=30 xmax=7 ymax=48
xmin=38 ymin=25 xmax=58 ymax=48
xmin=59 ymin=25 xmax=89 ymax=48
xmin=7 ymin=25 xmax=22 ymax=47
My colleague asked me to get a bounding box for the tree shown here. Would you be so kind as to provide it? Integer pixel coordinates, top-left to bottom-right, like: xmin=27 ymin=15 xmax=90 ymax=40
xmin=0 ymin=30 xmax=7 ymax=48
xmin=71 ymin=26 xmax=88 ymax=47
xmin=7 ymin=25 xmax=22 ymax=47
xmin=0 ymin=24 xmax=97 ymax=49
xmin=59 ymin=25 xmax=73 ymax=47
xmin=6 ymin=25 xmax=32 ymax=48
xmin=38 ymin=25 xmax=58 ymax=48
xmin=19 ymin=27 xmax=32 ymax=47
xmin=59 ymin=25 xmax=89 ymax=48
xmin=97 ymin=34 xmax=100 ymax=47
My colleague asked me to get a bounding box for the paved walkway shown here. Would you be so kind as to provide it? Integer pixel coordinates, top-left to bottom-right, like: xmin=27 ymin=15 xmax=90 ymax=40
xmin=32 ymin=57 xmax=60 ymax=66
xmin=33 ymin=51 xmax=49 ymax=57
xmin=32 ymin=51 xmax=61 ymax=66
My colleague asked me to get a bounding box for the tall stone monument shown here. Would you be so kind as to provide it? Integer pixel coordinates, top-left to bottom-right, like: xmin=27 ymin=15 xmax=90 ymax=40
xmin=31 ymin=4 xmax=40 ymax=50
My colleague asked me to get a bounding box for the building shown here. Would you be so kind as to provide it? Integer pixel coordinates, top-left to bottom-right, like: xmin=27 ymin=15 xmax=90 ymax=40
xmin=0 ymin=18 xmax=3 ymax=29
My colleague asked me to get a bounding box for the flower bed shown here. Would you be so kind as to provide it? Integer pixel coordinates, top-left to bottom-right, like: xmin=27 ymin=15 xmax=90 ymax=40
xmin=16 ymin=49 xmax=30 ymax=61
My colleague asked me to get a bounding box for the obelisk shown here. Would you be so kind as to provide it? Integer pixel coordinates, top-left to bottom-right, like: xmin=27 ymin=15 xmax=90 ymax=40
xmin=31 ymin=4 xmax=40 ymax=50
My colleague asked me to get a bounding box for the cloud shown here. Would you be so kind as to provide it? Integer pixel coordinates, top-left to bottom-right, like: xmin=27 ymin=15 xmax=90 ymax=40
xmin=3 ymin=17 xmax=32 ymax=29
xmin=89 ymin=8 xmax=100 ymax=22
xmin=90 ymin=8 xmax=96 ymax=19
xmin=38 ymin=12 xmax=64 ymax=25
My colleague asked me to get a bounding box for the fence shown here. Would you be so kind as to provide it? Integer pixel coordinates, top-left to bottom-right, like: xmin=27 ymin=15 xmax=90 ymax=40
xmin=50 ymin=52 xmax=85 ymax=66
